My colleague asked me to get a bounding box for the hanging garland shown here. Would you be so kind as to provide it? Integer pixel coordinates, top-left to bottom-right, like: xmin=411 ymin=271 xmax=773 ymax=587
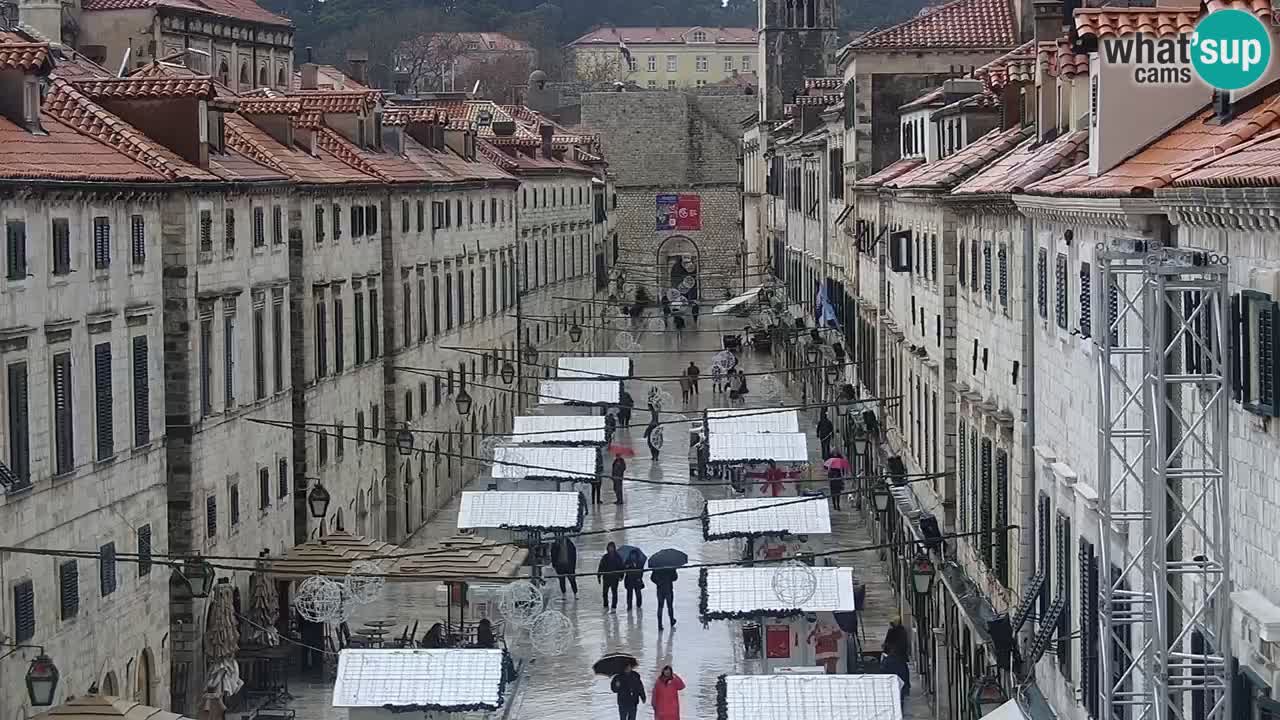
xmin=697 ymin=568 xmax=806 ymax=622
xmin=495 ymin=494 xmax=587 ymax=533
xmin=380 ymin=650 xmax=511 ymax=714
xmin=700 ymin=507 xmax=805 ymax=542
xmin=716 ymin=674 xmax=730 ymax=720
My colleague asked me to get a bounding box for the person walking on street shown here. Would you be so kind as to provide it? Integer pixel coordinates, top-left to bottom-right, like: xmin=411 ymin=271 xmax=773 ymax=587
xmin=817 ymin=410 xmax=834 ymax=459
xmin=619 ymin=390 xmax=634 ymax=427
xmin=827 ymin=451 xmax=846 ymax=511
xmin=623 ymin=550 xmax=645 ymax=611
xmin=661 ymin=296 xmax=672 ymax=325
xmin=711 ymin=364 xmax=723 ymax=394
xmin=652 ymin=566 xmax=678 ymax=630
xmin=882 ymin=651 xmax=911 ymax=707
xmin=685 ymin=362 xmax=700 ymax=396
xmin=552 ymin=537 xmax=578 ymax=596
xmin=690 ymin=301 xmax=700 ymax=324
xmin=652 ymin=666 xmax=686 ymax=720
xmin=645 ymin=423 xmax=662 ymax=460
xmin=605 ymin=411 xmax=617 ymax=444
xmin=884 ymin=617 xmax=911 ymax=660
xmin=611 ymin=456 xmax=627 ymax=504
xmin=610 ymin=660 xmax=646 ymax=720
xmin=598 ymin=543 xmax=625 ymax=612
xmin=679 ymin=375 xmax=692 ymax=405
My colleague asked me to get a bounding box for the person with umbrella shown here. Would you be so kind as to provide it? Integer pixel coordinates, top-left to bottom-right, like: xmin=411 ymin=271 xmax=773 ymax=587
xmin=649 ymin=548 xmax=686 ymax=631
xmin=598 ymin=542 xmax=625 ymax=612
xmin=619 ymin=389 xmax=634 ymax=426
xmin=825 ymin=451 xmax=849 ymax=511
xmin=552 ymin=537 xmax=578 ymax=596
xmin=652 ymin=665 xmax=686 ymax=720
xmin=609 ymin=658 xmax=646 ymax=720
xmin=623 ymin=549 xmax=646 ymax=612
xmin=817 ymin=409 xmax=834 ymax=459
xmin=611 ymin=455 xmax=627 ymax=504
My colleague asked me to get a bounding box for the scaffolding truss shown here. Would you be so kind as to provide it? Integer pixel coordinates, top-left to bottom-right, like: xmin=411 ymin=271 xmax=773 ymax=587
xmin=1096 ymin=242 xmax=1233 ymax=720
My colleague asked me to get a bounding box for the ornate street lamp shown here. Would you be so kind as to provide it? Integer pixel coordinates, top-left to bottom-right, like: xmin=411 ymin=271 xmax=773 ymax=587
xmin=307 ymin=482 xmax=331 ymax=519
xmin=911 ymin=553 xmax=936 ymax=596
xmin=395 ymin=424 xmax=415 ymax=457
xmin=26 ymin=653 xmax=59 ymax=706
xmin=175 ymin=556 xmax=216 ymax=599
xmin=872 ymin=481 xmax=892 ymax=514
xmin=824 ymin=362 xmax=840 ymax=384
xmin=500 ymin=361 xmax=516 ymax=385
xmin=521 ymin=342 xmax=538 ymax=365
xmin=971 ymin=672 xmax=1008 ymax=717
xmin=805 ymin=344 xmax=820 ymax=365
xmin=456 ymin=387 xmax=473 ymax=415
xmin=569 ymin=323 xmax=583 ymax=343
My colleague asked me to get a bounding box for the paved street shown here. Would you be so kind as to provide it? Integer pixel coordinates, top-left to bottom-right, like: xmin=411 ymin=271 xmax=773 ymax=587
xmin=269 ymin=313 xmax=933 ymax=720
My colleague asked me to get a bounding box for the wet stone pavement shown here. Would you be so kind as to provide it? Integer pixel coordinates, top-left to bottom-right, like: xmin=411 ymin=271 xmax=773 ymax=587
xmin=263 ymin=317 xmax=934 ymax=720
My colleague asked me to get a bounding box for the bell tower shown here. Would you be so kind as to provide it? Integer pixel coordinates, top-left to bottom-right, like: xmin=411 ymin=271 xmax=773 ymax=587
xmin=759 ymin=0 xmax=839 ymax=121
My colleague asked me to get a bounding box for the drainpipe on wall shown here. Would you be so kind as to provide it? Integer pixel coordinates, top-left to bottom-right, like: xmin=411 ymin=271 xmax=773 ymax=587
xmin=1018 ymin=210 xmax=1037 ymax=652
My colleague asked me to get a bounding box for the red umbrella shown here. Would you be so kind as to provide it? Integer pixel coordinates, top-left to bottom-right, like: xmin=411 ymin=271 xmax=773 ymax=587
xmin=608 ymin=444 xmax=637 ymax=458
xmin=824 ymin=457 xmax=851 ymax=471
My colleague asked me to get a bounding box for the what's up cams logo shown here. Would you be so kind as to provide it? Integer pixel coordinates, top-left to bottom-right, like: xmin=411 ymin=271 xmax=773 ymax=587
xmin=1100 ymin=8 xmax=1272 ymax=90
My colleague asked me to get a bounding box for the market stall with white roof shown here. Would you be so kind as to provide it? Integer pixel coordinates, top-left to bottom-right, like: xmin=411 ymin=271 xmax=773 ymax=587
xmin=536 ymin=379 xmax=621 ymax=414
xmin=508 ymin=415 xmax=606 ymax=446
xmin=557 ymin=356 xmax=633 ymax=379
xmin=715 ymin=674 xmax=903 ymax=720
xmin=703 ymin=495 xmax=832 ymax=574
xmin=705 ymin=407 xmax=801 ymax=435
xmin=705 ymin=431 xmax=811 ymax=499
xmin=332 ymin=648 xmax=508 ymax=719
xmin=457 ymin=491 xmax=585 ymax=581
xmin=700 ymin=567 xmax=858 ymax=673
xmin=490 ymin=445 xmax=600 ymax=490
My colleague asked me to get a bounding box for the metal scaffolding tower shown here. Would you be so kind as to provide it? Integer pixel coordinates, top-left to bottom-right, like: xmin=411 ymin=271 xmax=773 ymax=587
xmin=1096 ymin=242 xmax=1233 ymax=720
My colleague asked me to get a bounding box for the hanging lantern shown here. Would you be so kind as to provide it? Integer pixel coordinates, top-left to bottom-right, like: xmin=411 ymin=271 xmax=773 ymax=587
xmin=911 ymin=553 xmax=936 ymax=596
xmin=307 ymin=482 xmax=331 ymax=519
xmin=970 ymin=672 xmax=1008 ymax=717
xmin=569 ymin=324 xmax=583 ymax=343
xmin=175 ymin=556 xmax=216 ymax=599
xmin=824 ymin=362 xmax=840 ymax=383
xmin=501 ymin=361 xmax=516 ymax=385
xmin=456 ymin=388 xmax=473 ymax=415
xmin=805 ymin=344 xmax=820 ymax=365
xmin=872 ymin=482 xmax=892 ymax=514
xmin=25 ymin=654 xmax=59 ymax=706
xmin=395 ymin=425 xmax=415 ymax=456
xmin=521 ymin=342 xmax=538 ymax=365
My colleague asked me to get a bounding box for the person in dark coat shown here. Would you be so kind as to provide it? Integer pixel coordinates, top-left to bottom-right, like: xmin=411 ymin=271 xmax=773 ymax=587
xmin=619 ymin=390 xmax=634 ymax=426
xmin=884 ymin=617 xmax=910 ymax=660
xmin=882 ymin=651 xmax=911 ymax=706
xmin=598 ymin=542 xmax=625 ymax=611
xmin=475 ymin=618 xmax=496 ymax=648
xmin=817 ymin=409 xmax=834 ymax=459
xmin=685 ymin=362 xmax=700 ymax=396
xmin=421 ymin=622 xmax=445 ymax=648
xmin=590 ymin=466 xmax=604 ymax=506
xmin=610 ymin=660 xmax=647 ymax=720
xmin=827 ymin=451 xmax=846 ymax=511
xmin=652 ymin=567 xmax=678 ymax=631
xmin=690 ymin=301 xmax=700 ymax=324
xmin=611 ymin=455 xmax=627 ymax=504
xmin=604 ymin=412 xmax=617 ymax=443
xmin=623 ymin=550 xmax=645 ymax=611
xmin=552 ymin=537 xmax=578 ymax=595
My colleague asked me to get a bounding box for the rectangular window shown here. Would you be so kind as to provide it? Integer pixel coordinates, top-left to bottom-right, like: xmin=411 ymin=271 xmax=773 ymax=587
xmin=272 ymin=293 xmax=284 ymax=392
xmin=259 ymin=467 xmax=270 ymax=509
xmin=979 ymin=438 xmax=993 ymax=567
xmin=983 ymin=242 xmax=992 ymax=299
xmin=315 ymin=205 xmax=325 ymax=244
xmin=957 ymin=419 xmax=968 ymax=532
xmin=417 ymin=277 xmax=427 ymax=342
xmin=1038 ymin=494 xmax=1053 ymax=623
xmin=742 ymin=55 xmax=751 ymax=71
xmin=315 ymin=300 xmax=328 ymax=378
xmin=59 ymin=560 xmax=79 ymax=620
xmin=223 ymin=209 xmax=235 ymax=253
xmin=456 ymin=271 xmax=465 ymax=324
xmin=356 ymin=411 xmax=365 ymax=444
xmin=997 ymin=244 xmax=1009 ymax=308
xmin=401 ymin=200 xmax=410 ymax=233
xmin=5 ymin=362 xmax=31 ymax=489
xmin=480 ymin=267 xmax=488 ymax=318
xmin=354 ymin=291 xmax=366 ymax=364
xmin=318 ymin=430 xmax=328 ymax=466
xmin=958 ymin=237 xmax=968 ymax=289
xmin=332 ymin=204 xmax=342 ymax=240
xmin=1056 ymin=252 xmax=1069 ymax=329
xmin=1240 ymin=290 xmax=1280 ymax=416
xmin=278 ymin=458 xmax=289 ymax=499
xmin=336 ymin=421 xmax=344 ymax=459
xmin=696 ymin=56 xmax=708 ymax=72
xmin=647 ymin=55 xmax=657 ymax=71
xmin=351 ymin=205 xmax=362 ymax=237
xmin=445 ymin=273 xmax=454 ymax=331
xmin=99 ymin=542 xmax=117 ymax=596
xmin=723 ymin=55 xmax=733 ymax=72
xmin=333 ymin=296 xmax=344 ymax=373
xmin=13 ymin=579 xmax=35 ymax=641
xmin=130 ymin=215 xmax=146 ymax=265
xmin=223 ymin=308 xmax=235 ymax=407
xmin=1037 ymin=248 xmax=1048 ymax=319
xmin=1079 ymin=538 xmax=1100 ymax=719
xmin=93 ymin=216 xmax=111 ymax=269
xmin=367 ymin=204 xmax=379 ymax=236
xmin=253 ymin=304 xmax=266 ymax=399
xmin=1080 ymin=262 xmax=1093 ymax=338
xmin=51 ymin=218 xmax=70 ymax=275
xmin=1055 ymin=511 xmax=1073 ymax=678
xmin=403 ymin=281 xmax=412 ymax=349
xmin=668 ymin=80 xmax=677 ymax=89
xmin=252 ymin=206 xmax=265 ymax=247
xmin=93 ymin=343 xmax=113 ymax=460
xmin=667 ymin=55 xmax=677 ymax=72
xmin=272 ymin=206 xmax=283 ymax=245
xmin=199 ymin=317 xmax=212 ymax=416
xmin=369 ymin=288 xmax=380 ymax=357
xmin=994 ymin=449 xmax=1010 ymax=586
xmin=201 ymin=209 xmax=214 ymax=251
xmin=137 ymin=524 xmax=152 ymax=576
xmin=416 ymin=200 xmax=425 ymax=232
xmin=132 ymin=336 xmax=150 ymax=446
xmin=970 ymin=237 xmax=980 ymax=290
xmin=229 ymin=482 xmax=240 ymax=525
xmin=432 ymin=276 xmax=441 ymax=335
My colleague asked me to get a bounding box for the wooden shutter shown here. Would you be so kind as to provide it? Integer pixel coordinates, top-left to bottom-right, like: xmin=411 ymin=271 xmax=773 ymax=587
xmin=224 ymin=208 xmax=235 ymax=250
xmin=314 ymin=205 xmax=324 ymax=243
xmin=130 ymin=214 xmax=145 ymax=265
xmin=1080 ymin=538 xmax=1100 ymax=718
xmin=272 ymin=293 xmax=284 ymax=391
xmin=94 ymin=342 xmax=113 ymax=460
xmin=259 ymin=467 xmax=270 ymax=508
xmin=354 ymin=292 xmax=365 ymax=364
xmin=223 ymin=311 xmax=234 ymax=406
xmin=230 ymin=483 xmax=240 ymax=525
xmin=272 ymin=205 xmax=283 ymax=244
xmin=1056 ymin=252 xmax=1069 ymax=329
xmin=370 ymin=288 xmax=380 ymax=357
xmin=980 ymin=438 xmax=993 ymax=567
xmin=99 ymin=542 xmax=117 ymax=596
xmin=994 ymin=449 xmax=1010 ymax=586
xmin=206 ymin=494 xmax=217 ymax=538
xmin=51 ymin=218 xmax=70 ymax=275
xmin=94 ymin=217 xmax=111 ymax=269
xmin=200 ymin=209 xmax=213 ymax=251
xmin=59 ymin=559 xmax=79 ymax=620
xmin=1038 ymin=248 xmax=1048 ymax=319
xmin=12 ymin=579 xmax=34 ymax=641
xmin=1038 ymin=494 xmax=1052 ymax=622
xmin=998 ymin=244 xmax=1009 ymax=307
xmin=6 ymin=362 xmax=30 ymax=487
xmin=132 ymin=336 xmax=150 ymax=447
xmin=5 ymin=220 xmax=26 ymax=279
xmin=278 ymin=458 xmax=289 ymax=499
xmin=252 ymin=206 xmax=265 ymax=247
xmin=957 ymin=420 xmax=968 ymax=533
xmin=53 ymin=353 xmax=73 ymax=474
xmin=253 ymin=306 xmax=265 ymax=400
xmin=1056 ymin=512 xmax=1073 ymax=677
xmin=1080 ymin=262 xmax=1093 ymax=338
xmin=137 ymin=524 xmax=152 ymax=576
xmin=333 ymin=204 xmax=341 ymax=239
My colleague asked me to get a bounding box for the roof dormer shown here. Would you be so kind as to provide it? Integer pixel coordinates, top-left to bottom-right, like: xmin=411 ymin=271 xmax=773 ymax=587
xmin=74 ymin=75 xmax=221 ymax=168
xmin=0 ymin=39 xmax=53 ymax=134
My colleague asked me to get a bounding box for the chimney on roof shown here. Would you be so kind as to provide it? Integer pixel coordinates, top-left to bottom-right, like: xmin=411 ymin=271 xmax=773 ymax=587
xmin=540 ymin=122 xmax=554 ymax=160
xmin=1033 ymin=0 xmax=1063 ymax=43
xmin=346 ymin=49 xmax=369 ymax=87
xmin=17 ymin=0 xmax=65 ymax=47
xmin=300 ymin=62 xmax=319 ymax=90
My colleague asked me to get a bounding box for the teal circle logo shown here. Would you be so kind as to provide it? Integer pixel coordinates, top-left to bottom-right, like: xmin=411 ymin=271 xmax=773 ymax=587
xmin=1192 ymin=9 xmax=1272 ymax=90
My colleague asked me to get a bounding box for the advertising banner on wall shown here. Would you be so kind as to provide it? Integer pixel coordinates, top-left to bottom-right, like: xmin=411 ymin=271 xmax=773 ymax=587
xmin=656 ymin=193 xmax=702 ymax=231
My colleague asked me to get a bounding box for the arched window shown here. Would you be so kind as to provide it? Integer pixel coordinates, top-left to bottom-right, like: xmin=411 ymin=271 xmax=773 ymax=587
xmin=217 ymin=60 xmax=229 ymax=85
xmin=277 ymin=67 xmax=286 ymax=88
xmin=257 ymin=66 xmax=267 ymax=87
xmin=239 ymin=62 xmax=249 ymax=87
xmin=690 ymin=29 xmax=707 ymax=42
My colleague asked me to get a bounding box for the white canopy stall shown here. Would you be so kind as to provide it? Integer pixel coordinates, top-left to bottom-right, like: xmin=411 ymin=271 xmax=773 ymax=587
xmin=557 ymin=356 xmax=633 ymax=379
xmin=717 ymin=674 xmax=904 ymax=720
xmin=457 ymin=491 xmax=584 ymax=533
xmin=708 ymin=432 xmax=808 ymax=464
xmin=703 ymin=496 xmax=832 ymax=541
xmin=508 ymin=415 xmax=606 ymax=446
xmin=490 ymin=446 xmax=599 ymax=490
xmin=701 ymin=567 xmax=858 ymax=673
xmin=537 ymin=380 xmax=620 ymax=412
xmin=706 ymin=407 xmax=801 ymax=435
xmin=332 ymin=649 xmax=506 ymax=720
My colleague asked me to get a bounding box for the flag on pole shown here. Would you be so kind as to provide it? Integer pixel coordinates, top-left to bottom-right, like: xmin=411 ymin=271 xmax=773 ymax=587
xmin=618 ymin=40 xmax=633 ymax=69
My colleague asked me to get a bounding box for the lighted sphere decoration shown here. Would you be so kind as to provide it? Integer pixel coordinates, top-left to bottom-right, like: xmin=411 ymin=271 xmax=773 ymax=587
xmin=647 ymin=317 xmax=667 ymax=333
xmin=712 ymin=350 xmax=737 ymax=371
xmin=678 ymin=276 xmax=697 ymax=291
xmin=666 ymin=288 xmax=685 ymax=303
xmin=480 ymin=436 xmax=502 ymax=462
xmin=615 ymin=331 xmax=638 ymax=352
xmin=528 ymin=609 xmax=574 ymax=657
xmin=657 ymin=391 xmax=676 ymax=410
xmin=759 ymin=374 xmax=783 ymax=402
xmin=498 ymin=580 xmax=545 ymax=627
xmin=345 ymin=561 xmax=386 ymax=605
xmin=771 ymin=560 xmax=819 ymax=606
xmin=680 ymin=487 xmax=706 ymax=513
xmin=650 ymin=505 xmax=679 ymax=538
xmin=646 ymin=385 xmax=663 ymax=409
xmin=648 ymin=426 xmax=665 ymax=448
xmin=294 ymin=575 xmax=349 ymax=624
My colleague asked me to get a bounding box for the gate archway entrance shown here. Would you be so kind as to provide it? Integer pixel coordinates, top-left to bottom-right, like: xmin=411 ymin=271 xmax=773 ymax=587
xmin=654 ymin=234 xmax=701 ymax=301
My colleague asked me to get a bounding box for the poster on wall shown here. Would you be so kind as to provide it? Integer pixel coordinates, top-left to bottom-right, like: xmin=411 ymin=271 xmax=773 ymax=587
xmin=766 ymin=624 xmax=792 ymax=659
xmin=655 ymin=193 xmax=702 ymax=231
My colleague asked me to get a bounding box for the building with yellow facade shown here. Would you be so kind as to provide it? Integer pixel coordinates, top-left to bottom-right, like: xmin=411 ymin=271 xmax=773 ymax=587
xmin=567 ymin=26 xmax=758 ymax=89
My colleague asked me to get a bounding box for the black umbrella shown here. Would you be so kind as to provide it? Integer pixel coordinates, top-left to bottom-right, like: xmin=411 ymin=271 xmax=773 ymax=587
xmin=593 ymin=652 xmax=638 ymax=676
xmin=648 ymin=548 xmax=689 ymax=569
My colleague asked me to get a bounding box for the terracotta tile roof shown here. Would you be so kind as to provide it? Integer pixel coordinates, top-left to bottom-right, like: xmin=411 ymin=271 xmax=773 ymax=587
xmin=952 ymin=130 xmax=1089 ymax=194
xmin=209 ymin=148 xmax=289 ymax=181
xmin=888 ymin=124 xmax=1033 ymax=190
xmin=805 ymin=77 xmax=842 ymax=90
xmin=849 ymin=0 xmax=1017 ymax=50
xmin=0 ymin=112 xmax=167 ymax=182
xmin=223 ymin=122 xmax=288 ymax=175
xmin=854 ymin=157 xmax=924 ymax=188
xmin=405 ymin=137 xmax=518 ymax=183
xmin=933 ymin=91 xmax=1000 ymax=117
xmin=0 ymin=37 xmax=51 ymax=72
xmin=80 ymin=0 xmax=291 ymax=27
xmin=1167 ymin=128 xmax=1280 ymax=187
xmin=477 ymin=139 xmax=519 ymax=171
xmin=294 ymin=90 xmax=380 ymax=114
xmin=225 ymin=114 xmax=376 ymax=184
xmin=795 ymin=93 xmax=841 ymax=107
xmin=900 ymin=87 xmax=945 ymax=112
xmin=238 ymin=97 xmax=303 ymax=115
xmin=1038 ymin=39 xmax=1088 ymax=79
xmin=1028 ymin=93 xmax=1280 ymax=196
xmin=1075 ymin=1 xmax=1272 ymax=41
xmin=291 ymin=64 xmax=367 ymax=91
xmin=383 ymin=107 xmax=442 ymax=127
xmin=43 ymin=78 xmax=214 ymax=181
xmin=569 ymin=26 xmax=757 ymax=46
xmin=73 ymin=76 xmax=216 ymax=100
xmin=974 ymin=40 xmax=1036 ymax=91
xmin=292 ymin=110 xmax=322 ymax=129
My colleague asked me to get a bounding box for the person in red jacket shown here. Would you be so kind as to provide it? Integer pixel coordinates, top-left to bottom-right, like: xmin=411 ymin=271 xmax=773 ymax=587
xmin=651 ymin=665 xmax=686 ymax=720
xmin=747 ymin=460 xmax=802 ymax=497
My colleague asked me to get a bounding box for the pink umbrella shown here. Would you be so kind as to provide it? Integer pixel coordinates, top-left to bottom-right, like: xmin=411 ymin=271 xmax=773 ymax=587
xmin=824 ymin=457 xmax=851 ymax=471
xmin=608 ymin=444 xmax=637 ymax=458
